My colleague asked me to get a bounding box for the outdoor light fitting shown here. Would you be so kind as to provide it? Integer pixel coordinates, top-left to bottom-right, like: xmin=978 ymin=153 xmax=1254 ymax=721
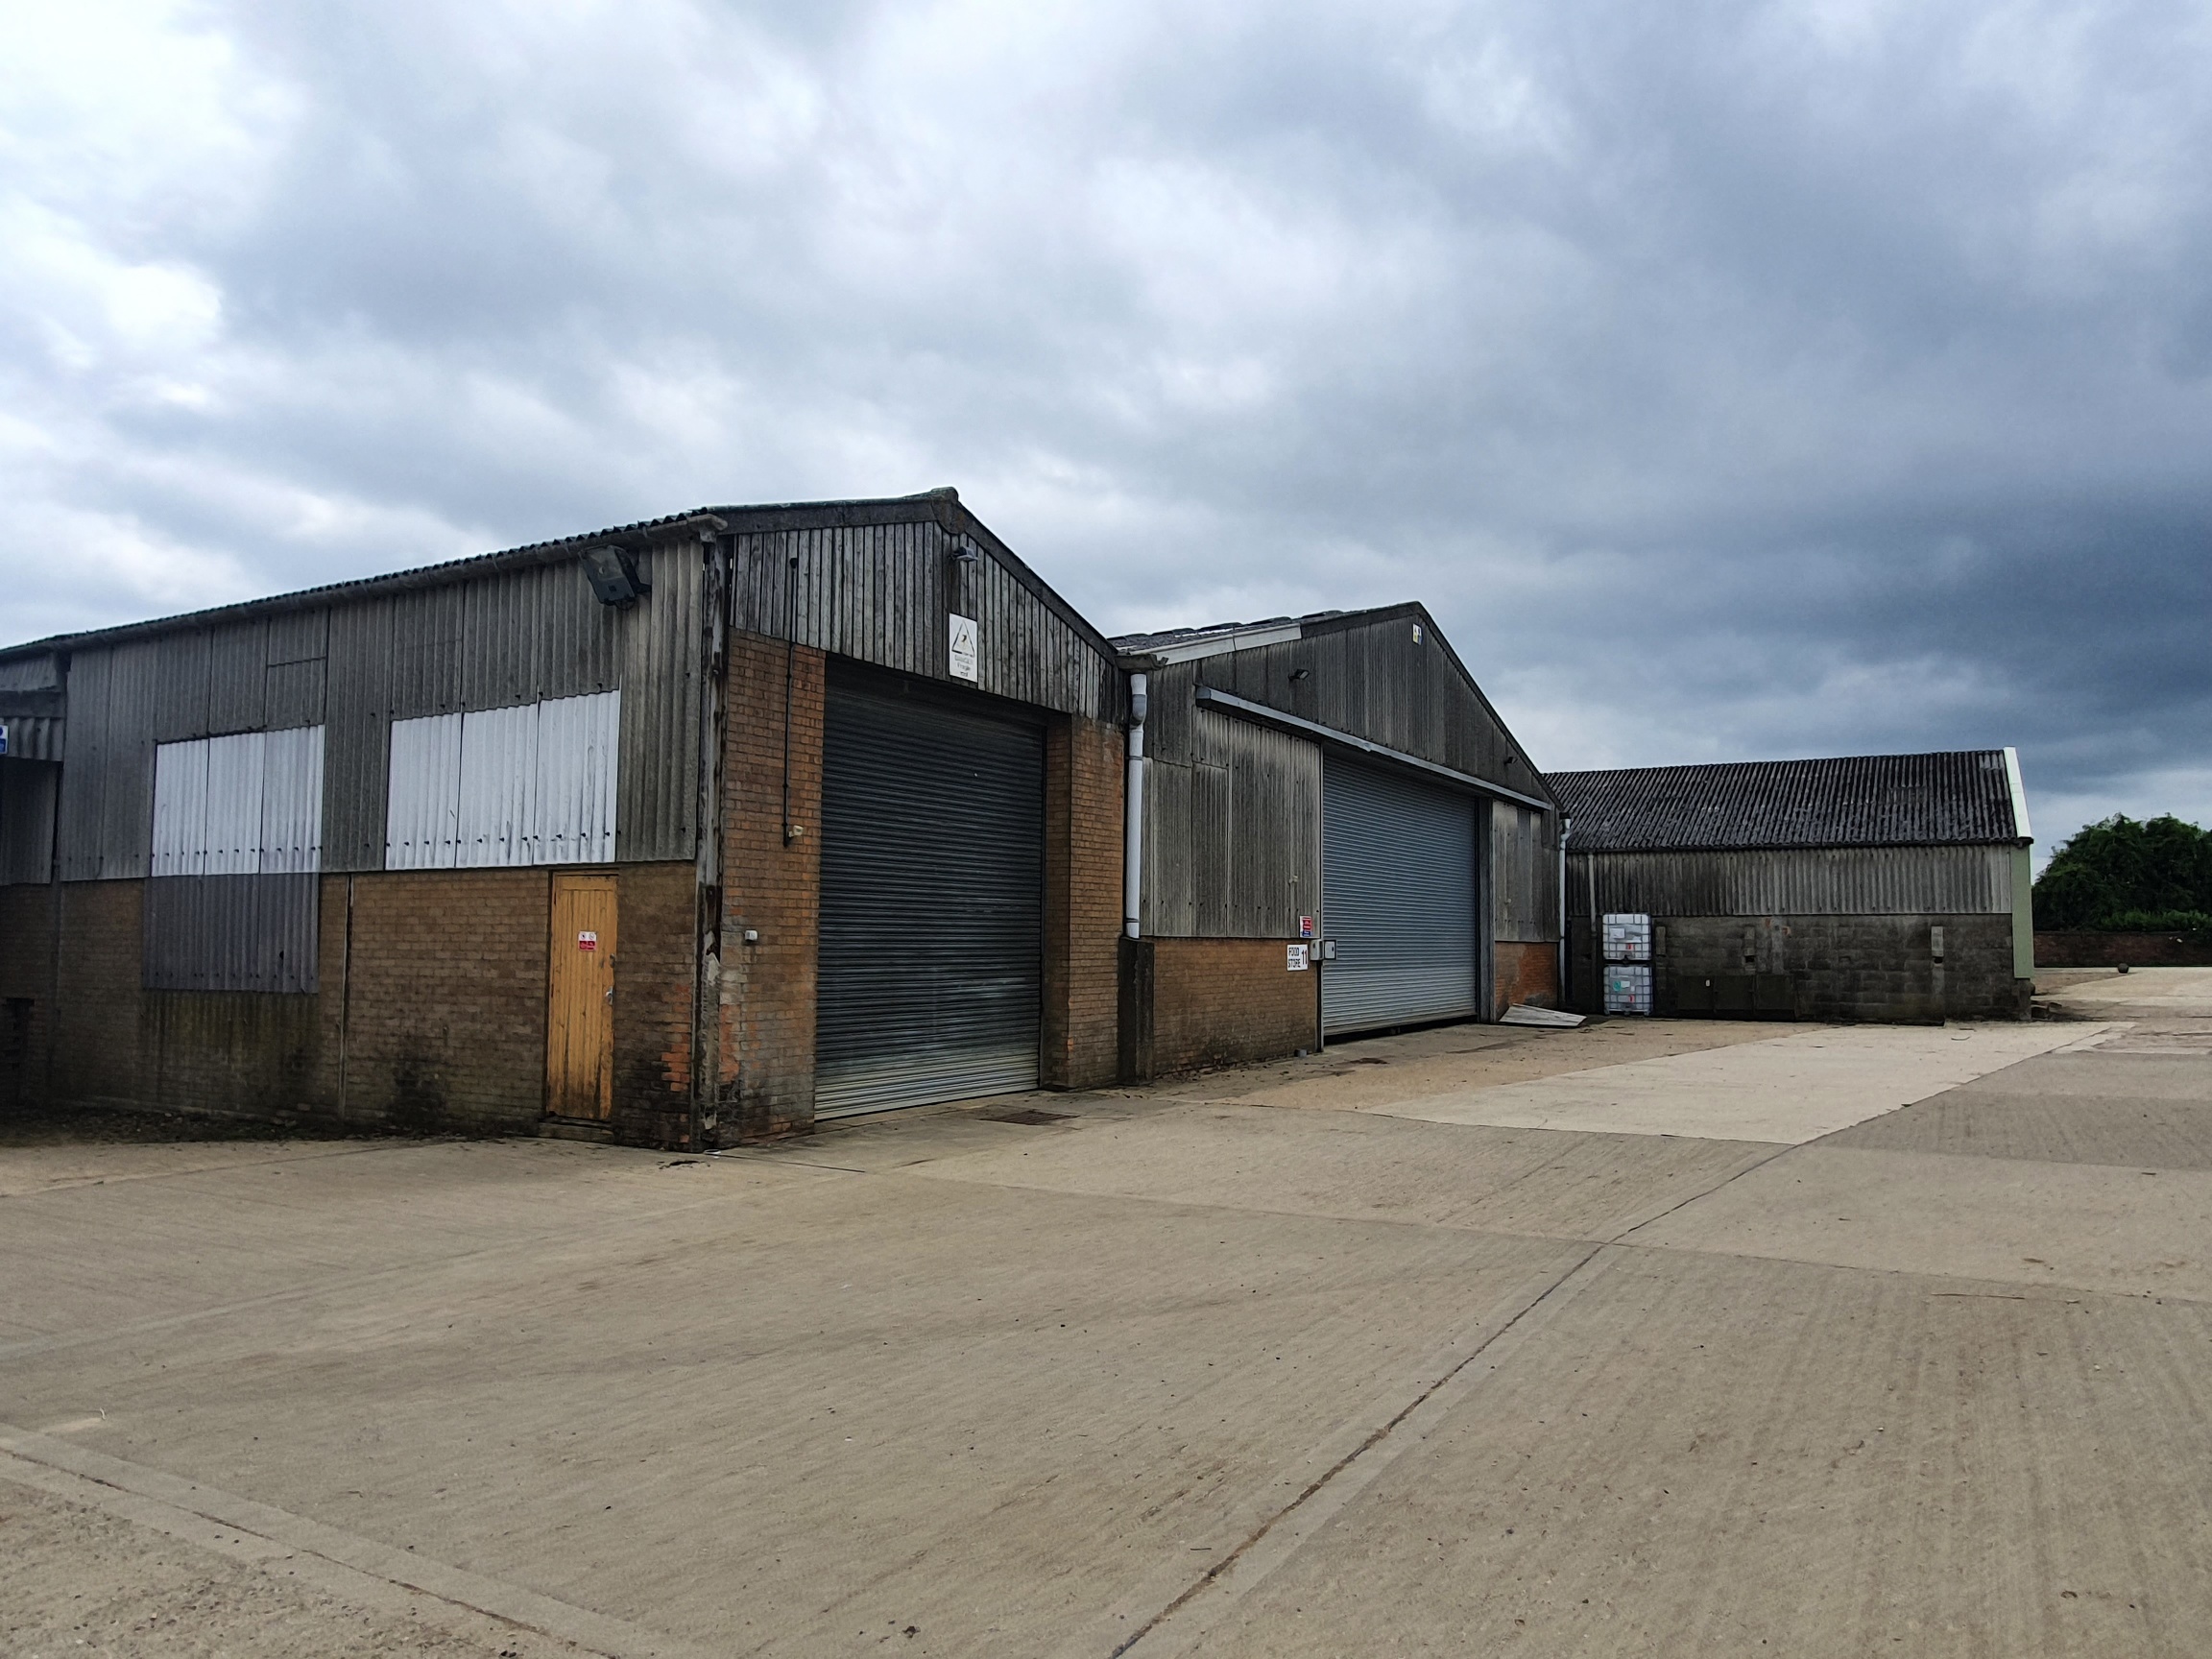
xmin=581 ymin=544 xmax=650 ymax=607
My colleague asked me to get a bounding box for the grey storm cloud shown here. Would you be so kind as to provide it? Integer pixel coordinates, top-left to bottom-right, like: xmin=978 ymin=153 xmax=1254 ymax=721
xmin=4 ymin=0 xmax=2211 ymax=854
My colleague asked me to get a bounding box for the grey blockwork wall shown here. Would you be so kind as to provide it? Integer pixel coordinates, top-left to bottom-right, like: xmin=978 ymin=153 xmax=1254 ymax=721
xmin=728 ymin=518 xmax=1121 ymax=723
xmin=1650 ymin=912 xmax=2023 ymax=1022
xmin=61 ymin=532 xmax=709 ymax=880
xmin=1566 ymin=847 xmax=2016 ymax=919
xmin=1142 ymin=709 xmax=1320 ymax=938
xmin=1491 ymin=803 xmax=1556 ymax=944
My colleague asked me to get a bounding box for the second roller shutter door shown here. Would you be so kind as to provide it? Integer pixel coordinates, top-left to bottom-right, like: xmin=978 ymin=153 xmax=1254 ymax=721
xmin=816 ymin=677 xmax=1045 ymax=1118
xmin=1321 ymin=757 xmax=1479 ymax=1035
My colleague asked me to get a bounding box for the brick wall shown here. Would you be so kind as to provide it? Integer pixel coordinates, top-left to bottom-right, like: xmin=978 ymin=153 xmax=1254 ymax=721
xmin=328 ymin=868 xmax=549 ymax=1133
xmin=610 ymin=860 xmax=699 ymax=1147
xmin=1567 ymin=912 xmax=2028 ymax=1022
xmin=1494 ymin=941 xmax=1559 ymax=1014
xmin=51 ymin=881 xmax=146 ymax=1107
xmin=2035 ymin=931 xmax=2212 ymax=969
xmin=0 ymin=883 xmax=58 ymax=1110
xmin=715 ymin=631 xmax=825 ymax=1141
xmin=1043 ymin=714 xmax=1124 ymax=1090
xmin=1122 ymin=936 xmax=1318 ymax=1080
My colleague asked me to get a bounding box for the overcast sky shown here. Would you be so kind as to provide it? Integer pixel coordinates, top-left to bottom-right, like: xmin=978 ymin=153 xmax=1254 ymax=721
xmin=5 ymin=0 xmax=2209 ymax=855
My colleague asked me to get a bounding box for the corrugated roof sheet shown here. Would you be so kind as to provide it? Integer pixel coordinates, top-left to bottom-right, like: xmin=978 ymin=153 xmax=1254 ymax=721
xmin=1111 ymin=609 xmax=1348 ymax=654
xmin=1548 ymin=752 xmax=2025 ymax=852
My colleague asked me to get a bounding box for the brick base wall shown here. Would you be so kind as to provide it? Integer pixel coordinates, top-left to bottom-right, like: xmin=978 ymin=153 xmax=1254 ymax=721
xmin=52 ymin=881 xmax=146 ymax=1107
xmin=2034 ymin=931 xmax=2212 ymax=969
xmin=1121 ymin=936 xmax=1318 ymax=1080
xmin=0 ymin=884 xmax=58 ymax=1111
xmin=715 ymin=631 xmax=825 ymax=1142
xmin=1494 ymin=941 xmax=1558 ymax=1014
xmin=1044 ymin=714 xmax=1123 ymax=1090
xmin=1569 ymin=912 xmax=2029 ymax=1022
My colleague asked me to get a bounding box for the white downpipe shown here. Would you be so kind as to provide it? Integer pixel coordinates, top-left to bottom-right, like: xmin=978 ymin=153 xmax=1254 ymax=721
xmin=1557 ymin=815 xmax=1572 ymax=1004
xmin=1123 ymin=672 xmax=1148 ymax=940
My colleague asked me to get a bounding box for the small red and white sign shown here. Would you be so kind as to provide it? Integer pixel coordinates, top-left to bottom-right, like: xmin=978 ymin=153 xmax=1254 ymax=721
xmin=1298 ymin=915 xmax=1315 ymax=938
xmin=577 ymin=931 xmax=598 ymax=951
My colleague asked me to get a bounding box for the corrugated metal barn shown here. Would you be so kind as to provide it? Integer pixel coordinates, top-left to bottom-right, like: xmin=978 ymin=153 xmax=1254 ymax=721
xmin=1114 ymin=607 xmax=1563 ymax=1077
xmin=0 ymin=499 xmax=1569 ymax=1140
xmin=1551 ymin=751 xmax=2035 ymax=1023
xmin=0 ymin=491 xmax=1130 ymax=1142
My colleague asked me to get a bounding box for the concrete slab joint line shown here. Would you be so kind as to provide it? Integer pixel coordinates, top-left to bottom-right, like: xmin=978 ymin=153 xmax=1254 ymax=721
xmin=0 ymin=1425 xmax=715 ymax=1659
xmin=1087 ymin=1243 xmax=1608 ymax=1659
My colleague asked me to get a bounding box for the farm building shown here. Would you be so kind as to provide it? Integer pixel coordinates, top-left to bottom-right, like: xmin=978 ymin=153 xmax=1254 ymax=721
xmin=0 ymin=497 xmax=1566 ymax=1142
xmin=1114 ymin=607 xmax=1562 ymax=1077
xmin=1551 ymin=751 xmax=2035 ymax=1022
xmin=0 ymin=491 xmax=1128 ymax=1144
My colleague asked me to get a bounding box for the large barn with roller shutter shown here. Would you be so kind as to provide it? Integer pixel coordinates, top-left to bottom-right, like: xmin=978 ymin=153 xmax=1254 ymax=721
xmin=0 ymin=496 xmax=1565 ymax=1143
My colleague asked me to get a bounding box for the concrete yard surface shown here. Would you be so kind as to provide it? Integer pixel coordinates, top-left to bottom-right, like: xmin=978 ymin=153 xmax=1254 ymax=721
xmin=5 ymin=974 xmax=2211 ymax=1656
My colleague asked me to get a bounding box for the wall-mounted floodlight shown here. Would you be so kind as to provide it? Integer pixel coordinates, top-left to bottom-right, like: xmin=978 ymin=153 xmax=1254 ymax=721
xmin=581 ymin=545 xmax=650 ymax=607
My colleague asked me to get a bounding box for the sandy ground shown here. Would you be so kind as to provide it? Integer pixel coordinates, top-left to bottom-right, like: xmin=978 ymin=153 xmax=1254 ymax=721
xmin=4 ymin=974 xmax=2209 ymax=1657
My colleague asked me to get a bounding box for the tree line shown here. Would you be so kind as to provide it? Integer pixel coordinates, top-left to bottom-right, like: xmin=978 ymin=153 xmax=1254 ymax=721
xmin=2032 ymin=814 xmax=2212 ymax=933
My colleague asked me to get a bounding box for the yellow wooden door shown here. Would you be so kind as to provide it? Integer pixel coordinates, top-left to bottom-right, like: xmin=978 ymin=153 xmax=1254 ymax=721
xmin=546 ymin=874 xmax=617 ymax=1120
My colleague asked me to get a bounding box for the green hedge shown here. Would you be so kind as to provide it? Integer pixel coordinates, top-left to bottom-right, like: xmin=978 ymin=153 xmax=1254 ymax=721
xmin=2032 ymin=815 xmax=2212 ymax=932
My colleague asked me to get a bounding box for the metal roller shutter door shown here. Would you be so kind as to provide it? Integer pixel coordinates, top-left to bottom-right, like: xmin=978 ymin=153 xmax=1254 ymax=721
xmin=1322 ymin=757 xmax=1479 ymax=1035
xmin=816 ymin=681 xmax=1045 ymax=1118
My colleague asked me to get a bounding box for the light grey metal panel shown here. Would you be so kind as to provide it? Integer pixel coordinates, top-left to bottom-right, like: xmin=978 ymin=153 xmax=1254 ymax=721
xmin=532 ymin=689 xmax=619 ymax=865
xmin=265 ymin=608 xmax=328 ymax=665
xmin=55 ymin=647 xmax=109 ymax=880
xmin=0 ymin=758 xmax=58 ymax=884
xmin=323 ymin=597 xmax=396 ymax=872
xmin=1567 ymin=847 xmax=2015 ymax=918
xmin=1321 ymin=757 xmax=1479 ymax=1035
xmin=816 ymin=677 xmax=1045 ymax=1117
xmin=260 ymin=726 xmax=325 ymax=874
xmin=151 ymin=738 xmax=210 ymax=877
xmin=205 ymin=619 xmax=269 ymax=734
xmin=203 ymin=733 xmax=265 ymax=874
xmin=264 ymin=657 xmax=326 ymax=729
xmin=614 ymin=541 xmax=700 ymax=863
xmin=385 ymin=710 xmax=462 ymax=870
xmin=143 ymin=873 xmax=319 ymax=994
xmin=455 ymin=701 xmax=539 ymax=867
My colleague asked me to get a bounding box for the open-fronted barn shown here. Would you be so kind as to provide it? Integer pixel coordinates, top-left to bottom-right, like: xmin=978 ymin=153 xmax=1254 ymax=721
xmin=1114 ymin=606 xmax=1563 ymax=1077
xmin=1551 ymin=751 xmax=2035 ymax=1022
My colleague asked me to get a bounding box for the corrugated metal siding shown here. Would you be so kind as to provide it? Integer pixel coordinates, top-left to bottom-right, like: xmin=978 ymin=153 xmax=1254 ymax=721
xmin=730 ymin=520 xmax=1118 ymax=721
xmin=69 ymin=535 xmax=702 ymax=878
xmin=152 ymin=728 xmax=325 ymax=877
xmin=143 ymin=873 xmax=319 ymax=994
xmin=1551 ymin=753 xmax=2023 ymax=851
xmin=0 ymin=717 xmax=64 ymax=761
xmin=1142 ymin=708 xmax=1321 ymax=938
xmin=0 ymin=758 xmax=58 ymax=884
xmin=1492 ymin=802 xmax=1555 ymax=943
xmin=387 ymin=692 xmax=618 ymax=869
xmin=1566 ymin=847 xmax=2015 ymax=918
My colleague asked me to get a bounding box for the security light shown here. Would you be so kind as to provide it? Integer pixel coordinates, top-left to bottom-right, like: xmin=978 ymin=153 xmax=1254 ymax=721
xmin=581 ymin=545 xmax=649 ymax=607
